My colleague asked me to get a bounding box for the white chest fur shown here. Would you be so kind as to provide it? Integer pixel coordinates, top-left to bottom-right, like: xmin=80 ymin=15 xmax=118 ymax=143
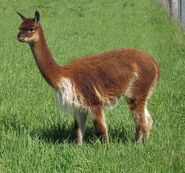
xmin=56 ymin=78 xmax=85 ymax=114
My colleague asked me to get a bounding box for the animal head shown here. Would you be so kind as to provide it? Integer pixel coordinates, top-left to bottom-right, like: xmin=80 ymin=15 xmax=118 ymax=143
xmin=17 ymin=11 xmax=41 ymax=43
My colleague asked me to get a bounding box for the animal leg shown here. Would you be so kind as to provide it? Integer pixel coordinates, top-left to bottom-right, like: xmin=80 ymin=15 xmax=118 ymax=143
xmin=91 ymin=107 xmax=109 ymax=143
xmin=127 ymin=98 xmax=152 ymax=142
xmin=73 ymin=110 xmax=88 ymax=145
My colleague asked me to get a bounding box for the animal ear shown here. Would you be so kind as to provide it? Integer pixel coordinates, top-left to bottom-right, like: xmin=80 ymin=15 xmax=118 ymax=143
xmin=17 ymin=12 xmax=26 ymax=21
xmin=34 ymin=10 xmax=40 ymax=23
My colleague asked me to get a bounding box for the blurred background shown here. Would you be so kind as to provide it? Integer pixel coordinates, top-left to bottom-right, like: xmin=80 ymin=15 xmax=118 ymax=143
xmin=162 ymin=0 xmax=185 ymax=26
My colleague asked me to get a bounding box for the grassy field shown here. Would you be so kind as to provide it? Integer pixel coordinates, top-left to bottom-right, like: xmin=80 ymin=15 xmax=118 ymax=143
xmin=1 ymin=0 xmax=185 ymax=172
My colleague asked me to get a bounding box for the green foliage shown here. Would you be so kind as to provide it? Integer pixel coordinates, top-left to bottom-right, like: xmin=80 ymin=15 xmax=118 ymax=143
xmin=0 ymin=0 xmax=185 ymax=172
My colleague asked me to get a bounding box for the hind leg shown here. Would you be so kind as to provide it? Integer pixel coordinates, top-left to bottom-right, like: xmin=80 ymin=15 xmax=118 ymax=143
xmin=144 ymin=106 xmax=153 ymax=136
xmin=126 ymin=98 xmax=153 ymax=142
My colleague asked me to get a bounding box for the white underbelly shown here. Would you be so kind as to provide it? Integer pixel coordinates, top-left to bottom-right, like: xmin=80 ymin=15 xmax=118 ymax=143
xmin=56 ymin=78 xmax=122 ymax=115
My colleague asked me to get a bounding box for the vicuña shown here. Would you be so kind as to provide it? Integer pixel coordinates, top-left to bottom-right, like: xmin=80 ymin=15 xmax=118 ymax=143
xmin=17 ymin=11 xmax=160 ymax=144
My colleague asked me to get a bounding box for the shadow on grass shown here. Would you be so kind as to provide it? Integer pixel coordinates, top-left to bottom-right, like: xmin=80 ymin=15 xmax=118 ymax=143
xmin=33 ymin=123 xmax=74 ymax=144
xmin=33 ymin=122 xmax=129 ymax=144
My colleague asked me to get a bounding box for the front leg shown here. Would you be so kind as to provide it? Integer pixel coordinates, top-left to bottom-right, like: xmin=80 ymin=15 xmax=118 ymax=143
xmin=91 ymin=107 xmax=109 ymax=143
xmin=73 ymin=110 xmax=88 ymax=145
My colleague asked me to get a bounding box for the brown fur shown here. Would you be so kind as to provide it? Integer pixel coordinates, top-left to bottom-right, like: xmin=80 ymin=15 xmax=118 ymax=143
xmin=17 ymin=11 xmax=160 ymax=144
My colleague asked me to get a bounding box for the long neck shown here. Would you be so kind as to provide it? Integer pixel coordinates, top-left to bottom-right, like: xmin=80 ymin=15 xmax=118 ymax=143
xmin=29 ymin=28 xmax=62 ymax=88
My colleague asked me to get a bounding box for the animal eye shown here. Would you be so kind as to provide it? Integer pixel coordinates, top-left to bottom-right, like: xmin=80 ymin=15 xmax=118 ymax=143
xmin=28 ymin=28 xmax=34 ymax=32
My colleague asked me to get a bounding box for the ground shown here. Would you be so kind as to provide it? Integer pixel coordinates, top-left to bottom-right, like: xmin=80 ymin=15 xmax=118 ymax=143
xmin=0 ymin=0 xmax=185 ymax=172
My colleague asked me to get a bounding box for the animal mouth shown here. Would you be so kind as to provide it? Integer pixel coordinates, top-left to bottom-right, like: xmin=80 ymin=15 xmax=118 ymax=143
xmin=17 ymin=36 xmax=25 ymax=42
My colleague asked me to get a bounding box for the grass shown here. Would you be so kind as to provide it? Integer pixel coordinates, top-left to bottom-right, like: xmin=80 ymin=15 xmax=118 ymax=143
xmin=1 ymin=0 xmax=185 ymax=172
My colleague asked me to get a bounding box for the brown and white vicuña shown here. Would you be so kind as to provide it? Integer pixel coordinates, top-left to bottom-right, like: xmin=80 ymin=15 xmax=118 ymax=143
xmin=17 ymin=11 xmax=160 ymax=144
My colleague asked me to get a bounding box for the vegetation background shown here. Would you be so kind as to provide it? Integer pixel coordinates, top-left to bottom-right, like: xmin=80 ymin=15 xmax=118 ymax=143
xmin=0 ymin=0 xmax=185 ymax=172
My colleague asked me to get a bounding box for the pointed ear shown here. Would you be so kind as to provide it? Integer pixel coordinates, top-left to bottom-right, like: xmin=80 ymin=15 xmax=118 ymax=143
xmin=17 ymin=12 xmax=26 ymax=21
xmin=34 ymin=10 xmax=40 ymax=23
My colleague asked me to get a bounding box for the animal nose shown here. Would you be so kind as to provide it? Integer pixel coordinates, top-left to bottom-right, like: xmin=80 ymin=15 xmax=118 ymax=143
xmin=17 ymin=32 xmax=24 ymax=42
xmin=17 ymin=32 xmax=21 ymax=39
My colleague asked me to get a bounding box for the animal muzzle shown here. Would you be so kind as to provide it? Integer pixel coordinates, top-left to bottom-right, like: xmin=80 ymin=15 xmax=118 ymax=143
xmin=17 ymin=33 xmax=25 ymax=42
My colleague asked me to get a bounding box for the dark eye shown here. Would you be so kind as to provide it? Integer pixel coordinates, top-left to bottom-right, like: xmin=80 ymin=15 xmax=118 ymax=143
xmin=28 ymin=28 xmax=34 ymax=32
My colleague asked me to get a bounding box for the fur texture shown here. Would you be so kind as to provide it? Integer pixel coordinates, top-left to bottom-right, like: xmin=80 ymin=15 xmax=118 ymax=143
xmin=56 ymin=77 xmax=85 ymax=114
xmin=17 ymin=11 xmax=160 ymax=144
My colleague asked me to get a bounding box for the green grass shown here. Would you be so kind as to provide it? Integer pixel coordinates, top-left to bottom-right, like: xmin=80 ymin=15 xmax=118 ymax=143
xmin=1 ymin=0 xmax=185 ymax=172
